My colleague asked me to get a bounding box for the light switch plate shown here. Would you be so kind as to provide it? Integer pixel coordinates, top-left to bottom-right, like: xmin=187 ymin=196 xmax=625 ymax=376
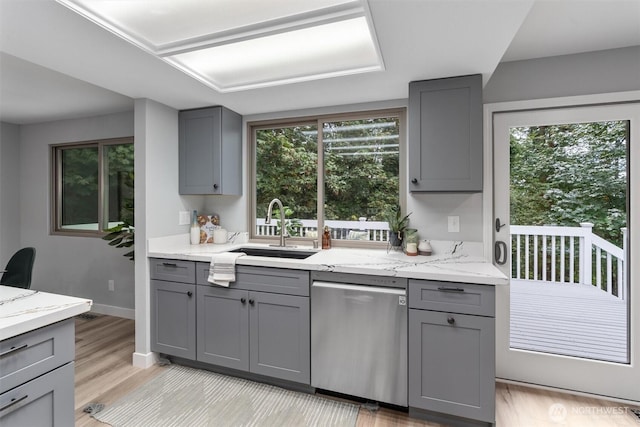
xmin=448 ymin=216 xmax=460 ymax=233
xmin=179 ymin=211 xmax=190 ymax=225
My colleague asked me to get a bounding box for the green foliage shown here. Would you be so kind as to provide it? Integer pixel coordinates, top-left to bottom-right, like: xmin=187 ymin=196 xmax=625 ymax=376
xmin=255 ymin=117 xmax=400 ymax=224
xmin=510 ymin=121 xmax=627 ymax=246
xmin=102 ymin=219 xmax=135 ymax=261
xmin=385 ymin=205 xmax=411 ymax=233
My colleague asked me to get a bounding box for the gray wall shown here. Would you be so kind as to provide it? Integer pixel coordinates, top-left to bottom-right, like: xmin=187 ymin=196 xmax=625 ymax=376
xmin=0 ymin=122 xmax=21 ymax=265
xmin=17 ymin=112 xmax=136 ymax=312
xmin=484 ymin=46 xmax=640 ymax=103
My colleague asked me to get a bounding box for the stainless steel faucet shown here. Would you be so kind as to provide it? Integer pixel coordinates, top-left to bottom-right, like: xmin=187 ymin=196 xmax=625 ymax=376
xmin=265 ymin=198 xmax=288 ymax=247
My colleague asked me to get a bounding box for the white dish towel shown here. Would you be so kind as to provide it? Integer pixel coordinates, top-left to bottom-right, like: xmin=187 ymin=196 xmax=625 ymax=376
xmin=208 ymin=252 xmax=246 ymax=287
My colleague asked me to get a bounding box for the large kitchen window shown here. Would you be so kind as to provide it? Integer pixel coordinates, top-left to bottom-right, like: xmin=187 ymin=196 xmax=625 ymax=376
xmin=250 ymin=109 xmax=404 ymax=245
xmin=51 ymin=137 xmax=134 ymax=236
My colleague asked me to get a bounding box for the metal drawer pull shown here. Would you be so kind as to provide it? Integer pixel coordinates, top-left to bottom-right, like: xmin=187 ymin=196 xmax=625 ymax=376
xmin=0 ymin=344 xmax=28 ymax=358
xmin=437 ymin=287 xmax=465 ymax=293
xmin=161 ymin=262 xmax=178 ymax=267
xmin=447 ymin=317 xmax=455 ymax=325
xmin=0 ymin=395 xmax=29 ymax=412
xmin=187 ymin=291 xmax=193 ymax=297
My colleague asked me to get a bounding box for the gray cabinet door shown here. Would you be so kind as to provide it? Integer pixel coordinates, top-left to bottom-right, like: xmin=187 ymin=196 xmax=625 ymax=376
xmin=409 ymin=309 xmax=495 ymax=423
xmin=196 ymin=286 xmax=250 ymax=371
xmin=150 ymin=280 xmax=196 ymax=359
xmin=0 ymin=318 xmax=74 ymax=394
xmin=249 ymin=292 xmax=310 ymax=384
xmin=0 ymin=361 xmax=74 ymax=427
xmin=409 ymin=74 xmax=482 ymax=192
xmin=179 ymin=106 xmax=242 ymax=195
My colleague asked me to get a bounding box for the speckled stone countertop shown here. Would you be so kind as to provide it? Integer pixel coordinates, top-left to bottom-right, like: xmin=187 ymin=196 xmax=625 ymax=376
xmin=0 ymin=286 xmax=92 ymax=340
xmin=148 ymin=234 xmax=507 ymax=286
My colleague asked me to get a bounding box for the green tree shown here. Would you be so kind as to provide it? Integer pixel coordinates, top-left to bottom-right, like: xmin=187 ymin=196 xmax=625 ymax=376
xmin=510 ymin=121 xmax=627 ymax=246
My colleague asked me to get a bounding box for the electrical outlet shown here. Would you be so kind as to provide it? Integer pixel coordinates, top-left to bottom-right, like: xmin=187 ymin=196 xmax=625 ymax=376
xmin=179 ymin=211 xmax=190 ymax=225
xmin=108 ymin=280 xmax=115 ymax=291
xmin=448 ymin=216 xmax=460 ymax=233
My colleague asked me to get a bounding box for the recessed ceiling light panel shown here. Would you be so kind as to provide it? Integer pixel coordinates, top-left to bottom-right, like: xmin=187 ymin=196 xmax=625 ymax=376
xmin=56 ymin=0 xmax=384 ymax=92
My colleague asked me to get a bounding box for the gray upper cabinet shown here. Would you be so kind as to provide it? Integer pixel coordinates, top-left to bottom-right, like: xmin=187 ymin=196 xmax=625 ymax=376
xmin=179 ymin=106 xmax=242 ymax=195
xmin=408 ymin=74 xmax=482 ymax=192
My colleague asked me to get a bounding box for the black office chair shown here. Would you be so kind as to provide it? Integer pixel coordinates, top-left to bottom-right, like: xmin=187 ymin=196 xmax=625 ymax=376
xmin=0 ymin=247 xmax=36 ymax=289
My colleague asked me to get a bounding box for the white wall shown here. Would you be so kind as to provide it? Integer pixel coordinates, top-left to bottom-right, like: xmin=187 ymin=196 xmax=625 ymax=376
xmin=0 ymin=122 xmax=21 ymax=265
xmin=133 ymin=98 xmax=200 ymax=367
xmin=17 ymin=112 xmax=136 ymax=313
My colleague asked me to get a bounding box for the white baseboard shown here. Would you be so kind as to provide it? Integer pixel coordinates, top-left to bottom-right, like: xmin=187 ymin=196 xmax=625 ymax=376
xmin=91 ymin=303 xmax=135 ymax=319
xmin=132 ymin=351 xmax=158 ymax=369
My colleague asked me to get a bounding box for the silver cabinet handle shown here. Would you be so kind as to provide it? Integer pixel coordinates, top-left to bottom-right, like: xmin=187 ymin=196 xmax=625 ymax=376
xmin=0 ymin=344 xmax=27 ymax=358
xmin=0 ymin=395 xmax=29 ymax=412
xmin=437 ymin=287 xmax=465 ymax=293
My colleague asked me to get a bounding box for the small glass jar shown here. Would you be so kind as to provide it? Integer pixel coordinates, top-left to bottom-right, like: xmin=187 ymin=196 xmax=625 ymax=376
xmin=403 ymin=228 xmax=418 ymax=256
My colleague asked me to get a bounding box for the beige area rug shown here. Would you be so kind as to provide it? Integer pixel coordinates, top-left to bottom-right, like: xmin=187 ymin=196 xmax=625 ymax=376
xmin=93 ymin=364 xmax=359 ymax=427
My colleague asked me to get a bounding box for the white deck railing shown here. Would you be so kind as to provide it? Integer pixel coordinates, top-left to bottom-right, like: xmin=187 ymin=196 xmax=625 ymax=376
xmin=510 ymin=223 xmax=627 ymax=300
xmin=256 ymin=218 xmax=390 ymax=242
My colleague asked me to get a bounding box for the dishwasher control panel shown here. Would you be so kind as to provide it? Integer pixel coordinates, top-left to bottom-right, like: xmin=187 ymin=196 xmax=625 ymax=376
xmin=310 ymin=271 xmax=407 ymax=289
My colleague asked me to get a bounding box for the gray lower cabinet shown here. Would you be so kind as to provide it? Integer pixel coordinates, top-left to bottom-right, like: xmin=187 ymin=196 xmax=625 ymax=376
xmin=408 ymin=74 xmax=482 ymax=192
xmin=150 ymin=279 xmax=196 ymax=359
xmin=196 ymin=286 xmax=249 ymax=370
xmin=196 ymin=265 xmax=310 ymax=384
xmin=0 ymin=362 xmax=74 ymax=426
xmin=408 ymin=280 xmax=495 ymax=426
xmin=179 ymin=106 xmax=242 ymax=195
xmin=0 ymin=319 xmax=75 ymax=426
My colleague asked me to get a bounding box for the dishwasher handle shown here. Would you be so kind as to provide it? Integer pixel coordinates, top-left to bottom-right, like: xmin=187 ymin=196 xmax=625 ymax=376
xmin=312 ymin=281 xmax=405 ymax=296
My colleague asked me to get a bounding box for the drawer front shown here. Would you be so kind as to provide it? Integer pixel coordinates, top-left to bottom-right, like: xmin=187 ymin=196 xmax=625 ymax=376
xmin=408 ymin=280 xmax=494 ymax=316
xmin=235 ymin=266 xmax=310 ymax=296
xmin=196 ymin=262 xmax=212 ymax=285
xmin=0 ymin=361 xmax=74 ymax=426
xmin=0 ymin=319 xmax=74 ymax=394
xmin=150 ymin=258 xmax=196 ymax=283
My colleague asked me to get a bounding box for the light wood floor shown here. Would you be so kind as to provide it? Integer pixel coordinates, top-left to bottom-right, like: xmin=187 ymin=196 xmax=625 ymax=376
xmin=74 ymin=314 xmax=640 ymax=427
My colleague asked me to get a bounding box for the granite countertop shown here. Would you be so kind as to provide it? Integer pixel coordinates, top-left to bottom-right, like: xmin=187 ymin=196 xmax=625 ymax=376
xmin=0 ymin=286 xmax=92 ymax=341
xmin=148 ymin=234 xmax=508 ymax=286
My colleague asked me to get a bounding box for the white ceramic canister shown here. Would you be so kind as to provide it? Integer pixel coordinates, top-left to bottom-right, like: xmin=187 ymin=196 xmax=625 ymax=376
xmin=213 ymin=228 xmax=227 ymax=244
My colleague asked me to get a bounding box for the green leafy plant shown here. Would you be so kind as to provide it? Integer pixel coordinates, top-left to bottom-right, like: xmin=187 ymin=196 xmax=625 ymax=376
xmin=102 ymin=220 xmax=135 ymax=261
xmin=386 ymin=205 xmax=412 ymax=234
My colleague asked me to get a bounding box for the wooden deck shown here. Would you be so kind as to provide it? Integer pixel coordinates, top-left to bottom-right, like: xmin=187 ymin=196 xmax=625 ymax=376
xmin=510 ymin=279 xmax=629 ymax=363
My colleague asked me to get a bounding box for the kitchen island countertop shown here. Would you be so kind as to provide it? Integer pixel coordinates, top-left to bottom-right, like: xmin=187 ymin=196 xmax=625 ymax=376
xmin=0 ymin=285 xmax=92 ymax=341
xmin=148 ymin=234 xmax=508 ymax=286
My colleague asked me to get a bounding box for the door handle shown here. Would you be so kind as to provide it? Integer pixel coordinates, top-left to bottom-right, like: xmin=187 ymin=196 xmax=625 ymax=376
xmin=495 ymin=218 xmax=506 ymax=233
xmin=495 ymin=241 xmax=507 ymax=265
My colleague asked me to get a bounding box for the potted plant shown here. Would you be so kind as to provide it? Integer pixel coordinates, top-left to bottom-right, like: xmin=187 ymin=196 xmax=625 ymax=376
xmin=102 ymin=219 xmax=135 ymax=261
xmin=386 ymin=205 xmax=411 ymax=247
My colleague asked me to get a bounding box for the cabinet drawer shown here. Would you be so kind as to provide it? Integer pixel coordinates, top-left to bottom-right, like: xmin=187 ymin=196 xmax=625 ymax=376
xmin=0 ymin=361 xmax=74 ymax=426
xmin=0 ymin=319 xmax=74 ymax=394
xmin=236 ymin=266 xmax=310 ymax=296
xmin=408 ymin=280 xmax=494 ymax=316
xmin=150 ymin=258 xmax=195 ymax=283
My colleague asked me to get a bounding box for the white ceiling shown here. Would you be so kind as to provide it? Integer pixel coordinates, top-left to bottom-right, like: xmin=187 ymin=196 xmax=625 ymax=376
xmin=1 ymin=0 xmax=639 ymax=125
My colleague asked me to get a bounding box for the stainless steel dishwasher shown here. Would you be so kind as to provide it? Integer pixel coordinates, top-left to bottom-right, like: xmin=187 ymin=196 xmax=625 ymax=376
xmin=311 ymin=272 xmax=407 ymax=407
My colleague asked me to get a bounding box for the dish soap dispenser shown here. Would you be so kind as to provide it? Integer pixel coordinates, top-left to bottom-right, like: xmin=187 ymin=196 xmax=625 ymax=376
xmin=322 ymin=226 xmax=331 ymax=249
xmin=190 ymin=210 xmax=200 ymax=245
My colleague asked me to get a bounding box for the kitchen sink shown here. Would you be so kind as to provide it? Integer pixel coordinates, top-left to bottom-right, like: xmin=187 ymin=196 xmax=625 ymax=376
xmin=230 ymin=247 xmax=318 ymax=259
